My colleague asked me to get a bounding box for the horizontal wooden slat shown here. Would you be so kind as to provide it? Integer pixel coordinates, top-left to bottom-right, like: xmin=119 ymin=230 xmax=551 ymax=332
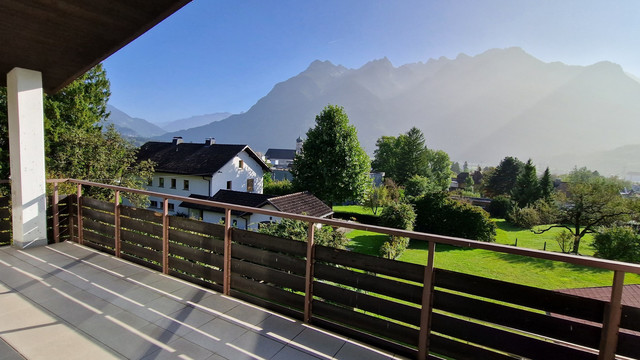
xmin=232 ymin=243 xmax=306 ymax=275
xmin=82 ymin=207 xmax=115 ymax=225
xmin=311 ymin=316 xmax=417 ymax=359
xmin=120 ymin=217 xmax=162 ymax=237
xmin=120 ymin=253 xmax=162 ymax=272
xmin=169 ymin=270 xmax=223 ymax=293
xmin=170 ymin=216 xmax=224 ymax=237
xmin=435 ymin=268 xmax=606 ymax=322
xmin=430 ymin=312 xmax=598 ymax=360
xmin=169 ymin=257 xmax=223 ymax=284
xmin=429 ymin=334 xmax=515 ymax=360
xmin=120 ymin=228 xmax=162 ymax=250
xmin=314 ymin=281 xmax=421 ymax=326
xmin=0 ymin=197 xmax=9 ymax=207
xmin=231 ymin=259 xmax=305 ymax=292
xmin=229 ymin=289 xmax=304 ymax=321
xmin=231 ymin=274 xmax=304 ymax=310
xmin=620 ymin=304 xmax=640 ymax=331
xmin=83 ymin=240 xmax=115 ymax=256
xmin=0 ymin=220 xmax=11 ymax=231
xmin=82 ymin=197 xmax=114 ymax=212
xmin=617 ymin=331 xmax=640 ymax=358
xmin=0 ymin=208 xmax=10 ymax=219
xmin=314 ymin=262 xmax=423 ymax=304
xmin=169 ymin=242 xmax=224 ymax=268
xmin=0 ymin=232 xmax=11 ymax=245
xmin=120 ymin=205 xmax=163 ymax=224
xmin=120 ymin=241 xmax=162 ymax=263
xmin=83 ymin=229 xmax=115 ymax=249
xmin=433 ymin=290 xmax=602 ymax=349
xmin=312 ymin=300 xmax=419 ymax=346
xmin=232 ymin=228 xmax=307 ymax=256
xmin=169 ymin=228 xmax=224 ymax=253
xmin=315 ymin=245 xmax=424 ymax=283
xmin=83 ymin=217 xmax=114 ymax=236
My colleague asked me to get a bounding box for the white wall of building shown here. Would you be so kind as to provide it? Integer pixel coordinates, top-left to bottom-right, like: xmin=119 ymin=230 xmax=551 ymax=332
xmin=210 ymin=151 xmax=264 ymax=195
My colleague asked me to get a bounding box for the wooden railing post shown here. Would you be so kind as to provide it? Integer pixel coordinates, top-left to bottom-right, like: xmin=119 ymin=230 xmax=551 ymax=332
xmin=162 ymin=197 xmax=169 ymax=274
xmin=114 ymin=190 xmax=121 ymax=257
xmin=52 ymin=182 xmax=60 ymax=243
xmin=76 ymin=183 xmax=83 ymax=245
xmin=418 ymin=241 xmax=436 ymax=360
xmin=304 ymin=222 xmax=316 ymax=323
xmin=223 ymin=208 xmax=232 ymax=295
xmin=598 ymin=270 xmax=625 ymax=360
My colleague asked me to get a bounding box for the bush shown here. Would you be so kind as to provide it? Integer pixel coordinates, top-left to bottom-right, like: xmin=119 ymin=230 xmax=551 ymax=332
xmin=379 ymin=202 xmax=416 ymax=259
xmin=488 ymin=195 xmax=513 ymax=218
xmin=414 ymin=193 xmax=496 ymax=242
xmin=264 ymin=179 xmax=295 ymax=196
xmin=554 ymin=230 xmax=574 ymax=253
xmin=508 ymin=206 xmax=541 ymax=229
xmin=258 ymin=218 xmax=349 ymax=249
xmin=592 ymin=226 xmax=640 ymax=263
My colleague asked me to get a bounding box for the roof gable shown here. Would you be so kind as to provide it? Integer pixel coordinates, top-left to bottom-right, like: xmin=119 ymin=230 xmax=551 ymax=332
xmin=137 ymin=141 xmax=270 ymax=175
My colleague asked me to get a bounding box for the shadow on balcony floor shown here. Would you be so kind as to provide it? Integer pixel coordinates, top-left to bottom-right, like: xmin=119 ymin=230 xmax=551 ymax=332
xmin=0 ymin=242 xmax=405 ymax=360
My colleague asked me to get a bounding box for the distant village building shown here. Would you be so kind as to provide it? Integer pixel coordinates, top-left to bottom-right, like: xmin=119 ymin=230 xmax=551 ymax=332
xmin=264 ymin=137 xmax=304 ymax=169
xmin=137 ymin=137 xmax=329 ymax=228
xmin=137 ymin=137 xmax=270 ymax=215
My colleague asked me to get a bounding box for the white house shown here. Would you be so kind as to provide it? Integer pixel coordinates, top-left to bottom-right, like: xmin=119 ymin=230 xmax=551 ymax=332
xmin=137 ymin=137 xmax=270 ymax=215
xmin=178 ymin=190 xmax=333 ymax=230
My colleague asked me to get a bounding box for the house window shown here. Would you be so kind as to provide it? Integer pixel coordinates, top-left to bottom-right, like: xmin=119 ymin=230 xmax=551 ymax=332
xmin=226 ymin=181 xmax=232 ymax=190
xmin=239 ymin=160 xmax=244 ymax=169
xmin=183 ymin=180 xmax=189 ymax=190
xmin=159 ymin=177 xmax=164 ymax=188
xmin=247 ymin=179 xmax=254 ymax=192
xmin=168 ymin=203 xmax=175 ymax=212
xmin=150 ymin=200 xmax=158 ymax=208
xmin=170 ymin=178 xmax=176 ymax=189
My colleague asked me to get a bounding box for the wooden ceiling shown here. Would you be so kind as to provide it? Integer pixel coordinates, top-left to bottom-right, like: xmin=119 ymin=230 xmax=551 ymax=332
xmin=0 ymin=0 xmax=191 ymax=93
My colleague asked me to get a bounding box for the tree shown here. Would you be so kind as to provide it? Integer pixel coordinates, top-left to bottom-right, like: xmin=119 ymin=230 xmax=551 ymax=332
xmin=291 ymin=105 xmax=370 ymax=206
xmin=451 ymin=161 xmax=461 ymax=174
xmin=511 ymin=159 xmax=540 ymax=208
xmin=363 ymin=184 xmax=388 ymax=215
xmin=535 ymin=168 xmax=635 ymax=254
xmin=463 ymin=161 xmax=469 ymax=172
xmin=539 ymin=167 xmax=554 ymax=201
xmin=372 ymin=127 xmax=452 ymax=189
xmin=591 ymin=226 xmax=640 ymax=263
xmin=484 ymin=156 xmax=524 ymax=197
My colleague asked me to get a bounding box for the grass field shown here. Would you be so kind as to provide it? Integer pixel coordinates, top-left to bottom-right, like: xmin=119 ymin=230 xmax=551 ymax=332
xmin=346 ymin=220 xmax=640 ymax=290
xmin=333 ymin=205 xmax=381 ymax=216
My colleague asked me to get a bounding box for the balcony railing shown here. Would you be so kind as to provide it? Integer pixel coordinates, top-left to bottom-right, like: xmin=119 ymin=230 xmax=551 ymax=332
xmin=3 ymin=179 xmax=640 ymax=360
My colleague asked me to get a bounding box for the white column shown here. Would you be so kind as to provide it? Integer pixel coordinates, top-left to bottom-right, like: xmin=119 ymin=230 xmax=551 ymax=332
xmin=7 ymin=68 xmax=48 ymax=249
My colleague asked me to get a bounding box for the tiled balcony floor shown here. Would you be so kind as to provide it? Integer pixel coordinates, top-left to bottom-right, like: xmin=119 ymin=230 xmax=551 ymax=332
xmin=0 ymin=242 xmax=404 ymax=360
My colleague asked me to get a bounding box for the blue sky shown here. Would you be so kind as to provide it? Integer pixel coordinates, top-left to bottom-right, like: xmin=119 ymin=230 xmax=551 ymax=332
xmin=103 ymin=0 xmax=640 ymax=124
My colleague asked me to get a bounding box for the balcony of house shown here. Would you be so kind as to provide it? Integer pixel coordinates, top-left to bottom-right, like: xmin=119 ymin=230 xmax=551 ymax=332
xmin=1 ymin=179 xmax=640 ymax=360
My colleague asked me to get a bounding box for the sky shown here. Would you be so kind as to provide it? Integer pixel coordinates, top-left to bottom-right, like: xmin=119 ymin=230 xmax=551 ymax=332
xmin=103 ymin=0 xmax=640 ymax=124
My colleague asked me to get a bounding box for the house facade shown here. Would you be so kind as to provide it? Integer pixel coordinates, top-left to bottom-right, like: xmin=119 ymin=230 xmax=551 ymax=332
xmin=137 ymin=137 xmax=270 ymax=215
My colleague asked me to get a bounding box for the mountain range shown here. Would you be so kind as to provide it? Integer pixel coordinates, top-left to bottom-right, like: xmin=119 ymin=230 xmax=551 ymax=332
xmin=110 ymin=47 xmax=640 ymax=176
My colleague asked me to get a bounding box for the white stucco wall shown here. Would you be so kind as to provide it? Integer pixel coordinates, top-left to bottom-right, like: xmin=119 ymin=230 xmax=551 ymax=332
xmin=144 ymin=173 xmax=210 ymax=215
xmin=210 ymin=151 xmax=264 ymax=195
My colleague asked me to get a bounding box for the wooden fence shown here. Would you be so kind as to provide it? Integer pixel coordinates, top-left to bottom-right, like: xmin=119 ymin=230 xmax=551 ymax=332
xmin=4 ymin=178 xmax=640 ymax=359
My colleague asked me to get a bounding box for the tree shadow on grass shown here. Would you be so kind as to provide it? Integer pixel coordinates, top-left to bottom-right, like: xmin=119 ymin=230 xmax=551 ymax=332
xmin=493 ymin=251 xmax=613 ymax=275
xmin=347 ymin=233 xmax=388 ymax=256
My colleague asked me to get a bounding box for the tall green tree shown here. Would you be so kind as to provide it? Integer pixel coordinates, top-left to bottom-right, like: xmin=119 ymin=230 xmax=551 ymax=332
xmin=451 ymin=161 xmax=461 ymax=174
xmin=291 ymin=105 xmax=370 ymax=206
xmin=539 ymin=167 xmax=554 ymax=201
xmin=535 ymin=168 xmax=635 ymax=254
xmin=511 ymin=159 xmax=540 ymax=207
xmin=372 ymin=127 xmax=451 ymax=189
xmin=484 ymin=156 xmax=524 ymax=197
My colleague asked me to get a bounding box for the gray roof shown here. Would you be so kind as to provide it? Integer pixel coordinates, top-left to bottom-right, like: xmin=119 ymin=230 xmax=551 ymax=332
xmin=265 ymin=149 xmax=296 ymax=160
xmin=137 ymin=141 xmax=270 ymax=176
xmin=179 ymin=190 xmax=333 ymax=218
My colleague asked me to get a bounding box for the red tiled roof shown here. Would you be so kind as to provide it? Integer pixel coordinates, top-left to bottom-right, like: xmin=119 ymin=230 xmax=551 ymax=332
xmin=557 ymin=284 xmax=640 ymax=308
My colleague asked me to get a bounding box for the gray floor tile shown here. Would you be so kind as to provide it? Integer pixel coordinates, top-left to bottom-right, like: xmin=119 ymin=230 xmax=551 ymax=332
xmin=141 ymin=338 xmax=215 ymax=360
xmin=258 ymin=314 xmax=306 ymax=341
xmin=182 ymin=318 xmax=248 ymax=348
xmin=154 ymin=306 xmax=216 ymax=336
xmin=272 ymin=346 xmax=323 ymax=360
xmin=334 ymin=341 xmax=396 ymax=360
xmin=216 ymin=331 xmax=286 ymax=360
xmin=290 ymin=327 xmax=346 ymax=359
xmin=221 ymin=302 xmax=271 ymax=326
xmin=0 ymin=336 xmax=25 ymax=360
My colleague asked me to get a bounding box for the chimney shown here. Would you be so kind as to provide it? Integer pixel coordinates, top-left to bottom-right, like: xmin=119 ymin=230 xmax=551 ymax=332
xmin=205 ymin=138 xmax=216 ymax=146
xmin=172 ymin=136 xmax=183 ymax=145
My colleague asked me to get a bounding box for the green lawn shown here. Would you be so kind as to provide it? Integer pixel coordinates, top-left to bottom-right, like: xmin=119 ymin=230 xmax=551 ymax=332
xmin=494 ymin=219 xmax=595 ymax=256
xmin=333 ymin=205 xmax=381 ymax=216
xmin=346 ymin=221 xmax=640 ymax=290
